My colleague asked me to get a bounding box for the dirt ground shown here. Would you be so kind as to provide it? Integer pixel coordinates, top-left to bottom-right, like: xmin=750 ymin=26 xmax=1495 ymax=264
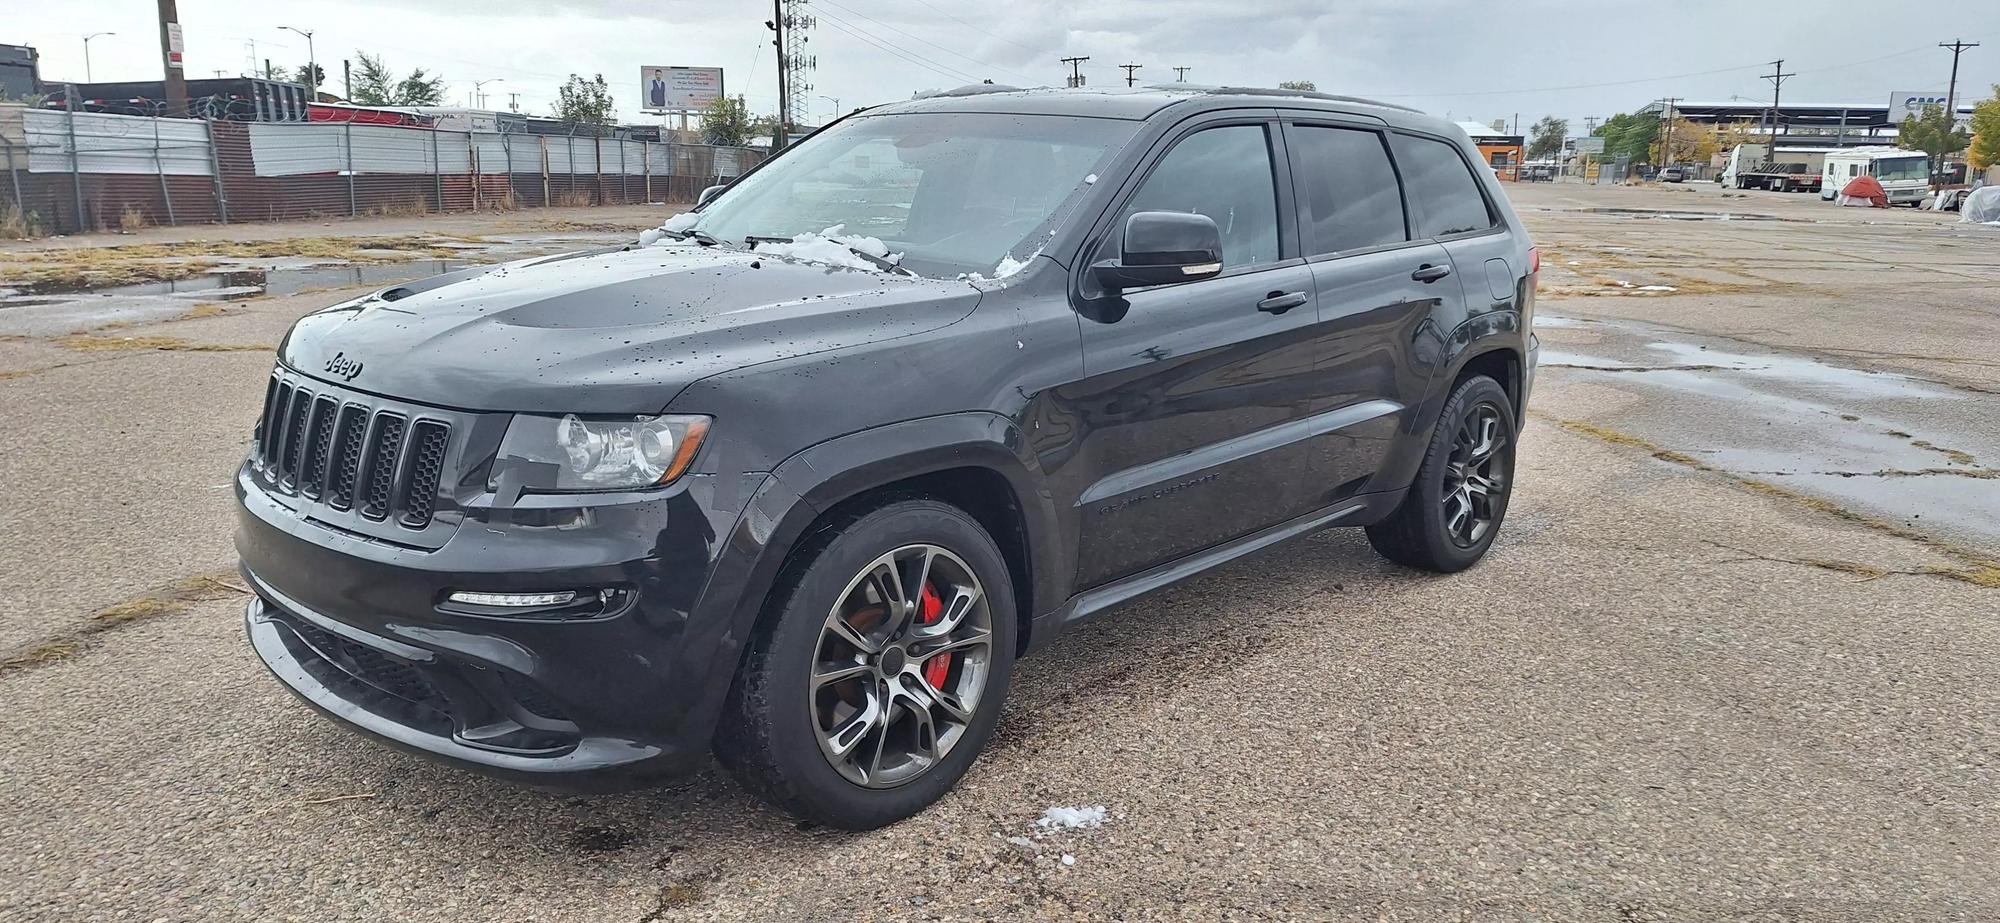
xmin=0 ymin=183 xmax=1995 ymax=922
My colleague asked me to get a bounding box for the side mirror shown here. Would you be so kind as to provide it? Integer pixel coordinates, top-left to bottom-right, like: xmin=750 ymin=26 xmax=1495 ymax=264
xmin=1092 ymin=211 xmax=1224 ymax=292
xmin=697 ymin=184 xmax=727 ymax=207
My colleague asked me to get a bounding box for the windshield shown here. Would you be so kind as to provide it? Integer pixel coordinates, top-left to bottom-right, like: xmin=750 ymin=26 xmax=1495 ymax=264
xmin=689 ymin=112 xmax=1137 ymax=278
xmin=1873 ymin=157 xmax=1928 ymax=182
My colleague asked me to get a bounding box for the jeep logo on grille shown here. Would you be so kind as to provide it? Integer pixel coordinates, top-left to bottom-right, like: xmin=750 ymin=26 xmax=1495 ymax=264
xmin=323 ymin=352 xmax=364 ymax=381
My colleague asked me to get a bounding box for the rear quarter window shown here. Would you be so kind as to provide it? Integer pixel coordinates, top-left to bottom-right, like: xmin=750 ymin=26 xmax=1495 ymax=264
xmin=1391 ymin=134 xmax=1496 ymax=238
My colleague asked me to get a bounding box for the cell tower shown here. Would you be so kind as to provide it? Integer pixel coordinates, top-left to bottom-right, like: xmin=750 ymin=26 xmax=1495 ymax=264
xmin=782 ymin=0 xmax=816 ymax=119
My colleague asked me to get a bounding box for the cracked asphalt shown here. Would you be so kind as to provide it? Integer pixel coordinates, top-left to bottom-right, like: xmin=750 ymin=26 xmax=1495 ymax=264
xmin=2 ymin=186 xmax=1996 ymax=922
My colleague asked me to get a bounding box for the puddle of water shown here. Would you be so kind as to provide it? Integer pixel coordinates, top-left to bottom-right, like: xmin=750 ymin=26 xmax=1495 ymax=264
xmin=0 ymin=259 xmax=468 ymax=337
xmin=1642 ymin=342 xmax=1954 ymax=401
xmin=1530 ymin=206 xmax=1795 ymax=222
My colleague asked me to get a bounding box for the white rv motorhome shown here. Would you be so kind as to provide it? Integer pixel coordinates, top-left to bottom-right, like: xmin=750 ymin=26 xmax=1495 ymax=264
xmin=1820 ymin=147 xmax=1932 ymax=206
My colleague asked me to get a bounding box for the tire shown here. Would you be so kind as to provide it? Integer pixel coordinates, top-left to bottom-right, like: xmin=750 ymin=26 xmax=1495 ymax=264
xmin=1366 ymin=375 xmax=1518 ymax=573
xmin=714 ymin=498 xmax=1018 ymax=830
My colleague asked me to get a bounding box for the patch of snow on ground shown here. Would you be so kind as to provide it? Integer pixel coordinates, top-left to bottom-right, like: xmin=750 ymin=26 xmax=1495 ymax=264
xmin=1036 ymin=805 xmax=1108 ymax=832
xmin=1084 ymin=174 xmax=1098 ymax=184
xmin=1637 ymin=285 xmax=1678 ymax=292
xmin=1061 ymin=855 xmax=1076 ymax=866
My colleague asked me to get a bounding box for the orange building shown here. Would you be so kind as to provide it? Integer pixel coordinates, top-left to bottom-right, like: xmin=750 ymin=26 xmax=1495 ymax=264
xmin=1457 ymin=122 xmax=1525 ymax=182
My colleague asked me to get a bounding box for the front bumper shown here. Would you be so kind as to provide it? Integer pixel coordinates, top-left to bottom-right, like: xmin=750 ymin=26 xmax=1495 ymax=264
xmin=237 ymin=462 xmax=761 ymax=791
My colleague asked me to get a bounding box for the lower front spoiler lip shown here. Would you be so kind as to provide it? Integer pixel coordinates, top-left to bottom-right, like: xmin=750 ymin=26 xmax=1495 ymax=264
xmin=245 ymin=597 xmax=702 ymax=793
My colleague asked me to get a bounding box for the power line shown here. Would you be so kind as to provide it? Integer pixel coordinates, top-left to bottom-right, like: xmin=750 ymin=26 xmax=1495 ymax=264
xmin=814 ymin=10 xmax=982 ymax=85
xmin=896 ymin=0 xmax=1109 ymax=70
xmin=812 ymin=0 xmax=1042 ymax=84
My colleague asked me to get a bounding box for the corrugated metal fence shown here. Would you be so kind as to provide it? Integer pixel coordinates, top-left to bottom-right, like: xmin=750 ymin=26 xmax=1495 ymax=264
xmin=0 ymin=105 xmax=764 ymax=234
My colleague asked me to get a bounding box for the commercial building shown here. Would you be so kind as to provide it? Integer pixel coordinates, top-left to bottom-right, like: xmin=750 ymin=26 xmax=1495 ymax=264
xmin=1635 ymin=98 xmax=1978 ymax=150
xmin=1457 ymin=121 xmax=1524 ymax=181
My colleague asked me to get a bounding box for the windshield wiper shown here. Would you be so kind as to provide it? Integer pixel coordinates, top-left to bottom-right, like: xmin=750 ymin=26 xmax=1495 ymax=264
xmin=664 ymin=228 xmax=723 ymax=247
xmin=745 ymin=234 xmax=915 ymax=276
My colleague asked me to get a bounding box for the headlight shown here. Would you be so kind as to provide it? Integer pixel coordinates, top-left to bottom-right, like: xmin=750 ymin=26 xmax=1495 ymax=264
xmin=492 ymin=413 xmax=711 ymax=491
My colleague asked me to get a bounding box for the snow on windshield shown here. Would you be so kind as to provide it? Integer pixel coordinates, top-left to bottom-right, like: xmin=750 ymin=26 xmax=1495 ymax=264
xmin=637 ymin=211 xmax=700 ymax=247
xmin=749 ymin=225 xmax=906 ymax=273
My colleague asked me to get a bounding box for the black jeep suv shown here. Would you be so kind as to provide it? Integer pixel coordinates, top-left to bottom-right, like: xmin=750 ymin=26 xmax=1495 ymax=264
xmin=238 ymin=86 xmax=1538 ymax=830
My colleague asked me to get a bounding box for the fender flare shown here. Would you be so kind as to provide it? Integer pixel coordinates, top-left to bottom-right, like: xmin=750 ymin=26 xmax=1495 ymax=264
xmin=675 ymin=412 xmax=1068 ymax=745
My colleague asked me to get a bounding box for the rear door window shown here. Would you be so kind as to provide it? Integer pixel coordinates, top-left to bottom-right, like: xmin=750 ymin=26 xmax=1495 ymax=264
xmin=1122 ymin=125 xmax=1281 ymax=270
xmin=1288 ymin=126 xmax=1408 ymax=256
xmin=1390 ymin=134 xmax=1495 ymax=238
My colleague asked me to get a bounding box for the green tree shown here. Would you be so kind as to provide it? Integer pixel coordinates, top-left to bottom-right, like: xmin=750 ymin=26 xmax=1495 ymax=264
xmin=292 ymin=63 xmax=324 ymax=93
xmin=1965 ymin=85 xmax=2000 ymax=173
xmin=1898 ymin=103 xmax=1969 ymax=179
xmin=700 ymin=95 xmax=752 ymax=146
xmin=1596 ymin=112 xmax=1659 ymax=163
xmin=1527 ymin=115 xmax=1568 ymax=159
xmin=556 ymin=74 xmax=615 ymax=129
xmin=1277 ymin=80 xmax=1316 ymax=92
xmin=348 ymin=52 xmax=445 ymax=106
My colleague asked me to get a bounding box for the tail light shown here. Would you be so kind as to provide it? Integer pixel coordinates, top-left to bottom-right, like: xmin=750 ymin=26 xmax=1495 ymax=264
xmin=1522 ymin=247 xmax=1539 ymax=328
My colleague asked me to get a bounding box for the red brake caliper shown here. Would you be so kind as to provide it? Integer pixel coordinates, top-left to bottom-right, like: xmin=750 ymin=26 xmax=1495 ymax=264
xmin=918 ymin=583 xmax=951 ymax=689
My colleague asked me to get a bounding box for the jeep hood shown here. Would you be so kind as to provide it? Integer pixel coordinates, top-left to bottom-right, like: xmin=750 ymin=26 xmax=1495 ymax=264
xmin=279 ymin=243 xmax=981 ymax=413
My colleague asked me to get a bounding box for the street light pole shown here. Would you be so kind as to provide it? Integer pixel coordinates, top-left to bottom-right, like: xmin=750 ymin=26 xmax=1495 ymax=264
xmin=82 ymin=32 xmax=115 ymax=83
xmin=818 ymin=94 xmax=841 ymax=122
xmin=279 ymin=26 xmax=315 ymax=98
xmin=472 ymin=78 xmax=504 ymax=109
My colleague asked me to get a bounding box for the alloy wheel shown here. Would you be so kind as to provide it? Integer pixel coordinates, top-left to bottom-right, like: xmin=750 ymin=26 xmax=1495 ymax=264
xmin=810 ymin=544 xmax=993 ymax=788
xmin=1442 ymin=402 xmax=1510 ymax=548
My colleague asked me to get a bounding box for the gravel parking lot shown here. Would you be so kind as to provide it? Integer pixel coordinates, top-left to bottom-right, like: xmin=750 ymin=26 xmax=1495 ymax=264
xmin=1 ymin=185 xmax=1995 ymax=922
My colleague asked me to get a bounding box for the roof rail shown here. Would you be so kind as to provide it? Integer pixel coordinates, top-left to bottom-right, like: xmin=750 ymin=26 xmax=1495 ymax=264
xmin=1140 ymin=84 xmax=1423 ymax=113
xmin=916 ymin=83 xmax=1028 ymax=99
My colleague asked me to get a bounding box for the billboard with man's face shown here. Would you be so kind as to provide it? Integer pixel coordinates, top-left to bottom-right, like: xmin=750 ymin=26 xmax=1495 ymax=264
xmin=642 ymin=66 xmax=724 ymax=113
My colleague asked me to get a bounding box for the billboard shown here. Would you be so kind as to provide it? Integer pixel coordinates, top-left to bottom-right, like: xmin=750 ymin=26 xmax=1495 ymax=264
xmin=1887 ymin=90 xmax=1949 ymax=124
xmin=641 ymin=66 xmax=724 ymax=113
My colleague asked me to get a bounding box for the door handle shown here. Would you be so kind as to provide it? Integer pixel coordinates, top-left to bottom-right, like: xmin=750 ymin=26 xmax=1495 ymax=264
xmin=1411 ymin=264 xmax=1453 ymax=283
xmin=1257 ymin=291 xmax=1308 ymax=314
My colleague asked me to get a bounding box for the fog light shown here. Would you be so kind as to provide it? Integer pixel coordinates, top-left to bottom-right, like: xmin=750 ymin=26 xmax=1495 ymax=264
xmin=447 ymin=590 xmax=578 ymax=608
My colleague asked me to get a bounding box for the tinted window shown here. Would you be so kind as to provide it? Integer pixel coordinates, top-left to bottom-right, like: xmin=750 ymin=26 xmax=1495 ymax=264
xmin=1123 ymin=125 xmax=1280 ymax=270
xmin=1391 ymin=134 xmax=1494 ymax=237
xmin=1289 ymin=126 xmax=1407 ymax=256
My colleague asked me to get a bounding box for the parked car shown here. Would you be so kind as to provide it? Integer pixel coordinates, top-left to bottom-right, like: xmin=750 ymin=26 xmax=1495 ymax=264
xmin=236 ymin=86 xmax=1539 ymax=830
xmin=1658 ymin=166 xmax=1687 ymax=183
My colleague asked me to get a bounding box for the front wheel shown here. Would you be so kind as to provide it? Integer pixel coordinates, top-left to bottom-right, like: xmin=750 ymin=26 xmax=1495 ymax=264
xmin=1367 ymin=375 xmax=1518 ymax=572
xmin=715 ymin=499 xmax=1017 ymax=830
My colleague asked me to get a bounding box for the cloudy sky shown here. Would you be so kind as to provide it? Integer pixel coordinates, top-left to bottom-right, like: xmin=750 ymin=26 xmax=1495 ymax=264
xmin=10 ymin=0 xmax=1995 ymax=129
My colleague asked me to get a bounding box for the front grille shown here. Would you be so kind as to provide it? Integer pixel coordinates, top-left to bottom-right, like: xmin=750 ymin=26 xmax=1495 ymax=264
xmin=254 ymin=372 xmax=451 ymax=529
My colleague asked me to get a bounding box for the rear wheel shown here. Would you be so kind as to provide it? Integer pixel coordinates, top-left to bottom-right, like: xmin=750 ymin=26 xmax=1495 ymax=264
xmin=1367 ymin=375 xmax=1517 ymax=572
xmin=715 ymin=499 xmax=1017 ymax=830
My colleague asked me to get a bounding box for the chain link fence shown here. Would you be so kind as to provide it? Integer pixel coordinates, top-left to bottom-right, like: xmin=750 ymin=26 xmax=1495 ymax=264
xmin=1 ymin=104 xmax=764 ymax=235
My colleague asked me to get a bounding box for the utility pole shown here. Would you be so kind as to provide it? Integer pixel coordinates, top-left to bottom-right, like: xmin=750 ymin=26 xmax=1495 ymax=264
xmin=342 ymin=58 xmax=351 ymax=100
xmin=156 ymin=0 xmax=187 ymax=116
xmin=769 ymin=1 xmax=790 ymax=151
xmin=1658 ymin=97 xmax=1680 ymax=164
xmin=1940 ymin=39 xmax=1980 ymax=131
xmin=1061 ymin=56 xmax=1090 ymax=88
xmin=1761 ymin=59 xmax=1794 ymax=155
xmin=1172 ymin=66 xmax=1190 ymax=83
xmin=1119 ymin=63 xmax=1142 ymax=87
xmin=507 ymin=92 xmax=520 ymax=113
